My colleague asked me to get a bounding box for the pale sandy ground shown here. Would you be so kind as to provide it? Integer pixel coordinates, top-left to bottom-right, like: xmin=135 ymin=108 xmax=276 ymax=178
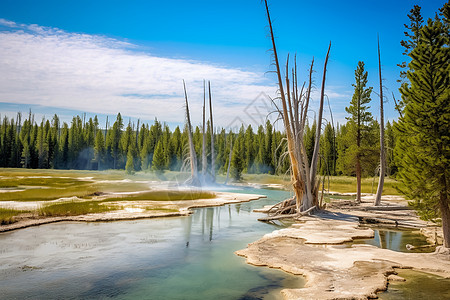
xmin=237 ymin=194 xmax=449 ymax=300
xmin=0 ymin=191 xmax=265 ymax=233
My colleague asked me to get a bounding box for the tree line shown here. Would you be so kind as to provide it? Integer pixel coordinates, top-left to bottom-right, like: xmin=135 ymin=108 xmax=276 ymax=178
xmin=0 ymin=109 xmax=399 ymax=180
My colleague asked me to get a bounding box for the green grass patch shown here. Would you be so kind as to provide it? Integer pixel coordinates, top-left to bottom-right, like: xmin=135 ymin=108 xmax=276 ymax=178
xmin=103 ymin=190 xmax=216 ymax=202
xmin=38 ymin=201 xmax=115 ymax=217
xmin=0 ymin=168 xmax=151 ymax=201
xmin=0 ymin=208 xmax=26 ymax=225
xmin=321 ymin=176 xmax=404 ymax=195
xmin=236 ymin=173 xmax=403 ymax=195
xmin=239 ymin=173 xmax=290 ymax=185
xmin=0 ymin=176 xmax=86 ymax=188
xmin=0 ymin=184 xmax=98 ymax=201
xmin=92 ymin=182 xmax=154 ymax=193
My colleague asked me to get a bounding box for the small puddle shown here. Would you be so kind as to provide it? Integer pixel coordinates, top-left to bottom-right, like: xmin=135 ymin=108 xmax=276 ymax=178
xmin=378 ymin=269 xmax=450 ymax=299
xmin=353 ymin=227 xmax=436 ymax=253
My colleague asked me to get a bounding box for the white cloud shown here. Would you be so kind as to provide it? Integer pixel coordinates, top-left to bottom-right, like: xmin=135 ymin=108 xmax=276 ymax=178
xmin=0 ymin=19 xmax=350 ymax=128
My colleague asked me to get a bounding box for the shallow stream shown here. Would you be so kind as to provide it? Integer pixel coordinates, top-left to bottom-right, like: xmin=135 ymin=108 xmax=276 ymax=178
xmin=0 ymin=187 xmax=303 ymax=299
xmin=0 ymin=186 xmax=447 ymax=299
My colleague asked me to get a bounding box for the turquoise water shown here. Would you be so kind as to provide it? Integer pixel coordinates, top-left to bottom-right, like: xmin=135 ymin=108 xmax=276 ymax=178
xmin=379 ymin=269 xmax=450 ymax=300
xmin=354 ymin=227 xmax=435 ymax=253
xmin=0 ymin=187 xmax=304 ymax=299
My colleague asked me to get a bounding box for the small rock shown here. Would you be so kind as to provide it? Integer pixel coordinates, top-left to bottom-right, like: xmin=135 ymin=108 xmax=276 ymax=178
xmin=388 ymin=274 xmax=406 ymax=282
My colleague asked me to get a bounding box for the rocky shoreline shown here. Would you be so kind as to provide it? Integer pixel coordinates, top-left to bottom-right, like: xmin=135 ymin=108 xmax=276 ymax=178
xmin=237 ymin=195 xmax=449 ymax=300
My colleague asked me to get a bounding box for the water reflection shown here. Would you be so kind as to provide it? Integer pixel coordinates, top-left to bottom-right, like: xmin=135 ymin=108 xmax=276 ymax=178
xmin=354 ymin=228 xmax=435 ymax=253
xmin=379 ymin=269 xmax=450 ymax=299
xmin=0 ymin=188 xmax=304 ymax=299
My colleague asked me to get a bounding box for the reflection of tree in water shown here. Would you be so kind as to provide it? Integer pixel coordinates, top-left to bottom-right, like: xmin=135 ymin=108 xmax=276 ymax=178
xmin=377 ymin=230 xmax=401 ymax=251
xmin=206 ymin=207 xmax=214 ymax=241
xmin=184 ymin=213 xmax=192 ymax=248
xmin=374 ymin=229 xmax=432 ymax=252
xmin=235 ymin=204 xmax=241 ymax=214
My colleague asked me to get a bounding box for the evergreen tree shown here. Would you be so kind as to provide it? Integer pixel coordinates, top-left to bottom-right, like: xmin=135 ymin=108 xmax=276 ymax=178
xmin=244 ymin=125 xmax=255 ymax=173
xmin=68 ymin=116 xmax=82 ymax=169
xmin=29 ymin=123 xmax=39 ymax=168
xmin=170 ymin=126 xmax=183 ymax=170
xmin=304 ymin=121 xmax=316 ymax=167
xmin=50 ymin=115 xmax=60 ymax=168
xmin=254 ymin=125 xmax=265 ymax=173
xmin=336 ymin=123 xmax=351 ymax=175
xmin=345 ymin=61 xmax=373 ymax=203
xmin=37 ymin=119 xmax=48 ymax=169
xmin=271 ymin=128 xmax=280 ymax=174
xmin=231 ymin=127 xmax=245 ymax=181
xmin=216 ymin=129 xmax=227 ymax=173
xmin=162 ymin=124 xmax=173 ymax=169
xmin=193 ymin=126 xmax=202 ymax=170
xmin=320 ymin=123 xmax=337 ymax=176
xmin=94 ymin=129 xmax=105 ymax=170
xmin=59 ymin=123 xmax=69 ymax=169
xmin=0 ymin=117 xmax=15 ymax=167
xmin=152 ymin=140 xmax=166 ymax=172
xmin=105 ymin=113 xmax=123 ymax=169
xmin=385 ymin=121 xmax=398 ymax=176
xmin=140 ymin=135 xmax=151 ymax=170
xmin=397 ymin=15 xmax=450 ymax=247
xmin=398 ymin=5 xmax=424 ymax=84
xmin=125 ymin=147 xmax=135 ymax=175
xmin=145 ymin=118 xmax=162 ymax=168
xmin=20 ymin=118 xmax=31 ymax=168
xmin=120 ymin=121 xmax=134 ymax=168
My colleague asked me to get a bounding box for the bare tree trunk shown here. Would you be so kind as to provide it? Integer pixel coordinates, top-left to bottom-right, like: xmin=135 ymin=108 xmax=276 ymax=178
xmin=264 ymin=0 xmax=304 ymax=210
xmin=136 ymin=119 xmax=140 ymax=147
xmin=356 ymin=96 xmax=361 ymax=203
xmin=263 ymin=0 xmax=330 ymax=214
xmin=309 ymin=43 xmax=331 ymax=209
xmin=374 ymin=37 xmax=385 ymax=206
xmin=183 ymin=80 xmax=199 ymax=186
xmin=440 ymin=175 xmax=450 ymax=248
xmin=105 ymin=116 xmax=108 ymax=139
xmin=356 ymin=157 xmax=362 ymax=203
xmin=202 ymin=80 xmax=207 ymax=180
xmin=225 ymin=135 xmax=233 ymax=185
xmin=208 ymin=81 xmax=216 ymax=183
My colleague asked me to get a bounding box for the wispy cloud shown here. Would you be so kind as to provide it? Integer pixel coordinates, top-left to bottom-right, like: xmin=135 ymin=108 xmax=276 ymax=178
xmin=0 ymin=19 xmax=350 ymax=128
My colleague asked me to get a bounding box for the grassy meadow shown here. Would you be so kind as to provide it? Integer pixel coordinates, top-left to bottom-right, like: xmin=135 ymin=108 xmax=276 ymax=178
xmin=0 ymin=168 xmax=405 ymax=224
xmin=0 ymin=168 xmax=216 ymax=223
xmin=241 ymin=173 xmax=403 ymax=195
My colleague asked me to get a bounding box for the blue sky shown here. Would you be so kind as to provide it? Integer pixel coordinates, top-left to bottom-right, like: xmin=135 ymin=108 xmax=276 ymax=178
xmin=0 ymin=0 xmax=446 ymax=130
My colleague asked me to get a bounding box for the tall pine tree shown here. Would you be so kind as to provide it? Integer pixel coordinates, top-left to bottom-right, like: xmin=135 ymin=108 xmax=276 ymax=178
xmin=345 ymin=61 xmax=373 ymax=203
xmin=397 ymin=14 xmax=450 ymax=247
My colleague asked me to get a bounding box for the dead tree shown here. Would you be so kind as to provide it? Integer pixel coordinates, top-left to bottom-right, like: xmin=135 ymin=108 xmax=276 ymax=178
xmin=208 ymin=81 xmax=216 ymax=183
xmin=202 ymin=80 xmax=207 ymax=182
xmin=263 ymin=0 xmax=331 ymax=216
xmin=374 ymin=36 xmax=386 ymax=206
xmin=183 ymin=80 xmax=200 ymax=186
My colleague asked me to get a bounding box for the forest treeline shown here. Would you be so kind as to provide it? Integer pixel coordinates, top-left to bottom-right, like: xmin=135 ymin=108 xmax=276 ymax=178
xmin=0 ymin=110 xmax=398 ymax=180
